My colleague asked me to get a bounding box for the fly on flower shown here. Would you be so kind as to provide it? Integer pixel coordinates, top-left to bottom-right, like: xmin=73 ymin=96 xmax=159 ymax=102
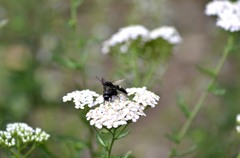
xmin=97 ymin=77 xmax=128 ymax=101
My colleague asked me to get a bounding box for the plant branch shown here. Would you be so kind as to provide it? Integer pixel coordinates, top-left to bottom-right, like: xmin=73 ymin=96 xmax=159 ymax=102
xmin=107 ymin=129 xmax=117 ymax=158
xmin=167 ymin=35 xmax=234 ymax=158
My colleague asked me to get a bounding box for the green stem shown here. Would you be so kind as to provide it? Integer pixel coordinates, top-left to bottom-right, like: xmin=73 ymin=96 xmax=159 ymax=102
xmin=143 ymin=62 xmax=158 ymax=87
xmin=88 ymin=126 xmax=95 ymax=158
xmin=168 ymin=35 xmax=234 ymax=158
xmin=81 ymin=69 xmax=87 ymax=87
xmin=79 ymin=111 xmax=96 ymax=158
xmin=237 ymin=152 xmax=240 ymax=158
xmin=24 ymin=144 xmax=36 ymax=157
xmin=69 ymin=0 xmax=82 ymax=30
xmin=107 ymin=129 xmax=117 ymax=158
xmin=10 ymin=148 xmax=23 ymax=158
xmin=131 ymin=48 xmax=140 ymax=86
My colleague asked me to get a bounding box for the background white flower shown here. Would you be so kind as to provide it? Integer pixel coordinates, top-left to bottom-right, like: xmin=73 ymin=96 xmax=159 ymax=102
xmin=205 ymin=0 xmax=240 ymax=32
xmin=0 ymin=123 xmax=50 ymax=147
xmin=149 ymin=26 xmax=182 ymax=44
xmin=205 ymin=0 xmax=229 ymax=16
xmin=236 ymin=114 xmax=240 ymax=133
xmin=102 ymin=25 xmax=149 ymax=54
xmin=0 ymin=131 xmax=15 ymax=147
xmin=101 ymin=25 xmax=181 ymax=54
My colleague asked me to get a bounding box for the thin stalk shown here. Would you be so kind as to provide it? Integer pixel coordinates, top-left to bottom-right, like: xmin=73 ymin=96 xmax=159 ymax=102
xmin=88 ymin=127 xmax=95 ymax=158
xmin=143 ymin=62 xmax=158 ymax=87
xmin=131 ymin=48 xmax=140 ymax=86
xmin=237 ymin=153 xmax=240 ymax=158
xmin=10 ymin=148 xmax=22 ymax=158
xmin=168 ymin=35 xmax=234 ymax=158
xmin=69 ymin=0 xmax=82 ymax=30
xmin=105 ymin=128 xmax=114 ymax=135
xmin=107 ymin=129 xmax=117 ymax=158
xmin=79 ymin=111 xmax=96 ymax=158
xmin=24 ymin=144 xmax=36 ymax=157
xmin=80 ymin=68 xmax=87 ymax=88
xmin=178 ymin=35 xmax=233 ymax=141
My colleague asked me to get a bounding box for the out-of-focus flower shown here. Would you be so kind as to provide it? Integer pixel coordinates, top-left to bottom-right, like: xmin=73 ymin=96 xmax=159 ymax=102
xmin=63 ymin=87 xmax=159 ymax=129
xmin=149 ymin=26 xmax=182 ymax=44
xmin=0 ymin=123 xmax=50 ymax=147
xmin=102 ymin=25 xmax=149 ymax=54
xmin=101 ymin=25 xmax=181 ymax=54
xmin=0 ymin=19 xmax=8 ymax=29
xmin=205 ymin=0 xmax=240 ymax=32
xmin=0 ymin=131 xmax=15 ymax=147
xmin=236 ymin=114 xmax=240 ymax=133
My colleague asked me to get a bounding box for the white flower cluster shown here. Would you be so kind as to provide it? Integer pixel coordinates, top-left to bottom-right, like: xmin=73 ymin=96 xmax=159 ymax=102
xmin=102 ymin=25 xmax=182 ymax=54
xmin=63 ymin=87 xmax=160 ymax=129
xmin=236 ymin=114 xmax=240 ymax=133
xmin=149 ymin=26 xmax=182 ymax=44
xmin=86 ymin=96 xmax=146 ymax=129
xmin=0 ymin=123 xmax=50 ymax=147
xmin=63 ymin=90 xmax=102 ymax=109
xmin=102 ymin=25 xmax=149 ymax=54
xmin=126 ymin=87 xmax=160 ymax=109
xmin=205 ymin=0 xmax=240 ymax=32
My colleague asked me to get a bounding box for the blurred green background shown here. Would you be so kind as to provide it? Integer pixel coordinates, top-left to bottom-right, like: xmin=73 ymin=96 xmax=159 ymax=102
xmin=0 ymin=0 xmax=240 ymax=157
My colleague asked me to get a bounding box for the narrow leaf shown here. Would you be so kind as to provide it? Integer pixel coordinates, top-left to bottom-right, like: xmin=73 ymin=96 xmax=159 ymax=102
xmin=176 ymin=94 xmax=191 ymax=119
xmin=174 ymin=145 xmax=197 ymax=157
xmin=196 ymin=65 xmax=217 ymax=78
xmin=39 ymin=144 xmax=58 ymax=158
xmin=123 ymin=151 xmax=132 ymax=158
xmin=116 ymin=130 xmax=130 ymax=140
xmin=208 ymin=83 xmax=226 ymax=96
xmin=164 ymin=133 xmax=179 ymax=144
xmin=96 ymin=133 xmax=108 ymax=149
xmin=237 ymin=153 xmax=240 ymax=158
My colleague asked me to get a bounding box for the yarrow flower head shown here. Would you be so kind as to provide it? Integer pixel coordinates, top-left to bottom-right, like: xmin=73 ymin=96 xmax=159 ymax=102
xmin=0 ymin=123 xmax=50 ymax=148
xmin=126 ymin=87 xmax=160 ymax=109
xmin=102 ymin=25 xmax=149 ymax=54
xmin=101 ymin=25 xmax=181 ymax=54
xmin=63 ymin=87 xmax=159 ymax=129
xmin=86 ymin=96 xmax=146 ymax=129
xmin=149 ymin=26 xmax=182 ymax=44
xmin=205 ymin=0 xmax=240 ymax=32
xmin=63 ymin=90 xmax=101 ymax=109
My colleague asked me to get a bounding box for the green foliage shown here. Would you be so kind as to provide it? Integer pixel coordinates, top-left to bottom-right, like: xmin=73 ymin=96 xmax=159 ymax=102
xmin=176 ymin=94 xmax=191 ymax=119
xmin=115 ymin=130 xmax=130 ymax=140
xmin=97 ymin=131 xmax=109 ymax=149
xmin=208 ymin=83 xmax=226 ymax=96
xmin=196 ymin=65 xmax=217 ymax=78
xmin=122 ymin=151 xmax=133 ymax=158
xmin=191 ymin=84 xmax=240 ymax=158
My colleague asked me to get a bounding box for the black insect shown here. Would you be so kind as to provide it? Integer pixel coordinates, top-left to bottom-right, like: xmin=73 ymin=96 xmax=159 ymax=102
xmin=97 ymin=77 xmax=128 ymax=101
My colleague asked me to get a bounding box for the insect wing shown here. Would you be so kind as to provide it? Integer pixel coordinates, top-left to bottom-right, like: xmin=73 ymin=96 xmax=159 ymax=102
xmin=112 ymin=79 xmax=125 ymax=85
